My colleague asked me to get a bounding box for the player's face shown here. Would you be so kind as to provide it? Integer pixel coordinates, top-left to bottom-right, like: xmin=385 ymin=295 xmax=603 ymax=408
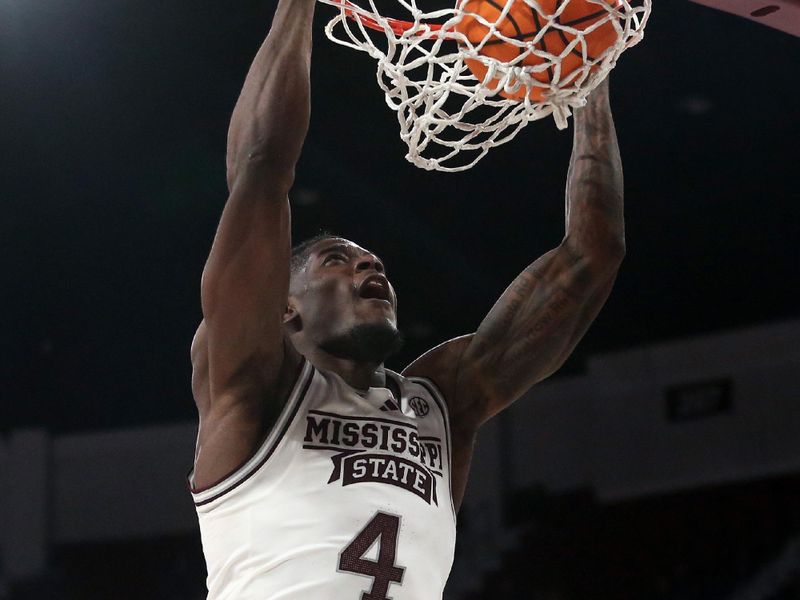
xmin=290 ymin=239 xmax=399 ymax=352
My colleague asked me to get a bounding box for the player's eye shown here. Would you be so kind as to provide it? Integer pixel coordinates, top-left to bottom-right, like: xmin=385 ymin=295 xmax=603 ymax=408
xmin=323 ymin=254 xmax=347 ymax=265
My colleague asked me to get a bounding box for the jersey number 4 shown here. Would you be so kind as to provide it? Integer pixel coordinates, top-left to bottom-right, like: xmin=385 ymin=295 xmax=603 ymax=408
xmin=339 ymin=512 xmax=405 ymax=600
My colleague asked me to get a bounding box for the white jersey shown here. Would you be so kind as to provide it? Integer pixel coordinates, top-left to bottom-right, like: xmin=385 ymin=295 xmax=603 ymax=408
xmin=190 ymin=358 xmax=457 ymax=600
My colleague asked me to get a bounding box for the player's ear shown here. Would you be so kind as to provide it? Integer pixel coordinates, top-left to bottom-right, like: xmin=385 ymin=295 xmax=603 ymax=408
xmin=283 ymin=298 xmax=301 ymax=331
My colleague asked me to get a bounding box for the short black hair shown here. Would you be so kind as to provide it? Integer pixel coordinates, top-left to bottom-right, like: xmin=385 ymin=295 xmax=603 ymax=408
xmin=290 ymin=231 xmax=342 ymax=279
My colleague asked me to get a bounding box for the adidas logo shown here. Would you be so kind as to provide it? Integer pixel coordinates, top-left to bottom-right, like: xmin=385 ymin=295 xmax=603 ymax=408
xmin=379 ymin=398 xmax=401 ymax=412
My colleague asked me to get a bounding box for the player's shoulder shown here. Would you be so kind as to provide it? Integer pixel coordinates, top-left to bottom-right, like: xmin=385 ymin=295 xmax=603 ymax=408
xmin=190 ymin=320 xmax=305 ymax=414
xmin=402 ymin=333 xmax=472 ymax=378
xmin=401 ymin=334 xmax=474 ymax=418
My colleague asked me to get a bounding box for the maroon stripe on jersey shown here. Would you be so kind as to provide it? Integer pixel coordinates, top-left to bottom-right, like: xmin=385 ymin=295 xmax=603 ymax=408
xmin=187 ymin=357 xmax=309 ymax=495
xmin=193 ymin=361 xmax=315 ymax=507
xmin=409 ymin=377 xmax=457 ymax=518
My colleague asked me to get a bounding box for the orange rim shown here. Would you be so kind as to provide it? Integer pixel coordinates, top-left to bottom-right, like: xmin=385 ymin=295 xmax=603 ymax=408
xmin=330 ymin=0 xmax=450 ymax=35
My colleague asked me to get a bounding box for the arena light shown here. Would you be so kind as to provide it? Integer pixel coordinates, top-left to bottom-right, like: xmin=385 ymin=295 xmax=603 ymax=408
xmin=689 ymin=0 xmax=800 ymax=37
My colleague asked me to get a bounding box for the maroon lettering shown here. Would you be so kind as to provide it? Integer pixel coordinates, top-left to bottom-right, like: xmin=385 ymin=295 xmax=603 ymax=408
xmin=341 ymin=422 xmax=360 ymax=447
xmin=339 ymin=512 xmax=405 ymax=600
xmin=331 ymin=419 xmax=342 ymax=445
xmin=424 ymin=442 xmax=442 ymax=470
xmin=407 ymin=431 xmax=420 ymax=458
xmin=418 ymin=441 xmax=427 ymax=464
xmin=390 ymin=428 xmax=407 ymax=453
xmin=304 ymin=417 xmax=330 ymax=444
xmin=337 ymin=453 xmax=438 ymax=505
xmin=378 ymin=424 xmax=391 ymax=451
xmin=361 ymin=423 xmax=378 ymax=448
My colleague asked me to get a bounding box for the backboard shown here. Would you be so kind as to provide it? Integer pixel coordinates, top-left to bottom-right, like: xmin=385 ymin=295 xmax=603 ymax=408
xmin=689 ymin=0 xmax=800 ymax=37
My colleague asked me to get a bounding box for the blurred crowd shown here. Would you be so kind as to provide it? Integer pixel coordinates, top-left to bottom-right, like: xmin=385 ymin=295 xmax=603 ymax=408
xmin=4 ymin=473 xmax=800 ymax=600
xmin=465 ymin=474 xmax=800 ymax=600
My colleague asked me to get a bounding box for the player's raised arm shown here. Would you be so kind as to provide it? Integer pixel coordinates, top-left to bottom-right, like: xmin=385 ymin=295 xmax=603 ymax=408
xmin=456 ymin=78 xmax=625 ymax=426
xmin=193 ymin=0 xmax=315 ymax=487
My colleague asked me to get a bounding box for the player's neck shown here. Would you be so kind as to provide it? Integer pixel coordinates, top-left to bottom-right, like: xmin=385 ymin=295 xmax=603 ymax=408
xmin=301 ymin=345 xmax=386 ymax=391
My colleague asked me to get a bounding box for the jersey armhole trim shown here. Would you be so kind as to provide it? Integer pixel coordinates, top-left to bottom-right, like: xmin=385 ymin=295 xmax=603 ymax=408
xmin=189 ymin=358 xmax=315 ymax=507
xmin=406 ymin=376 xmax=457 ymax=521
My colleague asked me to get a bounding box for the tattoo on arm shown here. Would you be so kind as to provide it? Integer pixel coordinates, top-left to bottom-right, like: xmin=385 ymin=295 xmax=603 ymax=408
xmin=566 ymin=81 xmax=625 ymax=253
xmin=461 ymin=83 xmax=624 ymax=422
xmin=467 ymin=242 xmax=618 ymax=417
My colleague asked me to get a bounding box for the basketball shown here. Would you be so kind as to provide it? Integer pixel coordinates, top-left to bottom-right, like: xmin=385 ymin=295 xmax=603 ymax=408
xmin=455 ymin=0 xmax=620 ymax=102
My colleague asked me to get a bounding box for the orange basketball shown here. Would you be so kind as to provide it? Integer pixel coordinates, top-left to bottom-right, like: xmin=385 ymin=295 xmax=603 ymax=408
xmin=455 ymin=0 xmax=620 ymax=101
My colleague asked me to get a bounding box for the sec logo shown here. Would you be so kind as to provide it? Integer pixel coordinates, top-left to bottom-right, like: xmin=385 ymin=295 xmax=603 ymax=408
xmin=408 ymin=396 xmax=430 ymax=417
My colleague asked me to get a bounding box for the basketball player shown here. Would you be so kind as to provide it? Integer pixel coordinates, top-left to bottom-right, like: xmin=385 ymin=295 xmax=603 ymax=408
xmin=188 ymin=0 xmax=624 ymax=597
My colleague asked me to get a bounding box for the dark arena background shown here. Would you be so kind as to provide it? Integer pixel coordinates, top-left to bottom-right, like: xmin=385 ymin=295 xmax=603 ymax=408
xmin=2 ymin=0 xmax=799 ymax=598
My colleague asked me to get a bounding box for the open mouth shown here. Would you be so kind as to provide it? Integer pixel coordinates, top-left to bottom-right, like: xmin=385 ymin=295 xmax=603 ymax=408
xmin=358 ymin=276 xmax=393 ymax=303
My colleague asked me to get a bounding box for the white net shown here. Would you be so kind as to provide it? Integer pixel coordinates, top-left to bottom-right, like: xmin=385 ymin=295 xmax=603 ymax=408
xmin=319 ymin=0 xmax=652 ymax=171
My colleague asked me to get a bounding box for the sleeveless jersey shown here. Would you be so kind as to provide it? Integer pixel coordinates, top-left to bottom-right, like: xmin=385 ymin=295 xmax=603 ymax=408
xmin=190 ymin=358 xmax=457 ymax=600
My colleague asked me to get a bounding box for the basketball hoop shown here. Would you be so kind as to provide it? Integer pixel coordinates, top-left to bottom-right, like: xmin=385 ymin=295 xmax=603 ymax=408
xmin=319 ymin=0 xmax=652 ymax=171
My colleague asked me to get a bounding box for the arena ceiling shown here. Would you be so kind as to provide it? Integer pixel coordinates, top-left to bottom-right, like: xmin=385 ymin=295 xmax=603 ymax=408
xmin=2 ymin=0 xmax=797 ymax=431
